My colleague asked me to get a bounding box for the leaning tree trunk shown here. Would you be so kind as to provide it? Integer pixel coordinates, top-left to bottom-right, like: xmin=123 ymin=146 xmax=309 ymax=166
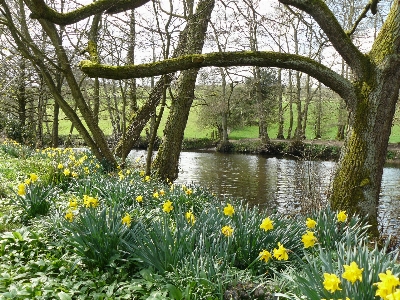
xmin=330 ymin=66 xmax=400 ymax=236
xmin=153 ymin=69 xmax=199 ymax=181
xmin=152 ymin=0 xmax=215 ymax=181
xmin=113 ymin=0 xmax=214 ymax=160
xmin=330 ymin=2 xmax=400 ymax=236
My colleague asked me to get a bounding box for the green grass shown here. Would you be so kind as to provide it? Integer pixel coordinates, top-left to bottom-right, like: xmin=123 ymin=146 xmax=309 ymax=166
xmin=53 ymin=95 xmax=400 ymax=143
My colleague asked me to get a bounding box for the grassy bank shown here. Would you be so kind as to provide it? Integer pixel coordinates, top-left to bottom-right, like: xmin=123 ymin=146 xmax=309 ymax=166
xmin=0 ymin=140 xmax=399 ymax=299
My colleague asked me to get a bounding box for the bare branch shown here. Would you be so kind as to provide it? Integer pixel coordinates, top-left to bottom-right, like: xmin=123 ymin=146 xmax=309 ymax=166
xmin=347 ymin=0 xmax=381 ymax=36
xmin=79 ymin=51 xmax=356 ymax=103
xmin=24 ymin=0 xmax=150 ymax=26
xmin=278 ymin=0 xmax=371 ymax=79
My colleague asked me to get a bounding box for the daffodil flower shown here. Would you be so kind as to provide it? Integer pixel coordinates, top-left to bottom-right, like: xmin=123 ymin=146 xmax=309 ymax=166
xmin=337 ymin=210 xmax=347 ymax=222
xmin=306 ymin=217 xmax=317 ymax=229
xmin=273 ymin=242 xmax=288 ymax=261
xmin=221 ymin=225 xmax=233 ymax=237
xmin=163 ymin=200 xmax=173 ymax=213
xmin=259 ymin=249 xmax=272 ymax=263
xmin=260 ymin=217 xmax=274 ymax=231
xmin=323 ymin=273 xmax=342 ymax=293
xmin=223 ymin=203 xmax=235 ymax=217
xmin=342 ymin=261 xmax=363 ymax=284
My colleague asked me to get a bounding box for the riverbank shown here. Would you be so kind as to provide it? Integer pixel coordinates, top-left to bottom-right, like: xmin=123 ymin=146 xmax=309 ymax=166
xmin=0 ymin=141 xmax=399 ymax=299
xmin=217 ymin=138 xmax=400 ymax=163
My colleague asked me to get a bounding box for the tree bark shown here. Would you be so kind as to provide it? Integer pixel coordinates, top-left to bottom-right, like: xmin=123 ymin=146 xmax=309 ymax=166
xmin=152 ymin=0 xmax=215 ymax=181
xmin=276 ymin=69 xmax=285 ymax=139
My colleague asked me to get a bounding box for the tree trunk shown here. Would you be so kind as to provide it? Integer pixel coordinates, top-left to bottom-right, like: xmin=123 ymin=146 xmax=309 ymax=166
xmin=17 ymin=57 xmax=27 ymax=132
xmin=220 ymin=68 xmax=229 ymax=143
xmin=286 ymin=70 xmax=293 ymax=139
xmin=152 ymin=0 xmax=215 ymax=181
xmin=314 ymin=81 xmax=322 ymax=139
xmin=255 ymin=66 xmax=269 ymax=142
xmin=301 ymin=74 xmax=312 ymax=138
xmin=113 ymin=0 xmax=213 ymax=159
xmin=294 ymin=70 xmax=303 ymax=140
xmin=276 ymin=68 xmax=285 ymax=139
xmin=153 ymin=68 xmax=199 ymax=181
xmin=330 ymin=0 xmax=400 ymax=236
xmin=330 ymin=67 xmax=400 ymax=236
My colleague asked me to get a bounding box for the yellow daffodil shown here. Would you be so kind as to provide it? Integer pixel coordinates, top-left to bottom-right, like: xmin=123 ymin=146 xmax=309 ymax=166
xmin=185 ymin=211 xmax=196 ymax=225
xmin=302 ymin=231 xmax=317 ymax=248
xmin=162 ymin=200 xmax=173 ymax=213
xmin=17 ymin=183 xmax=26 ymax=196
xmin=83 ymin=195 xmax=99 ymax=208
xmin=387 ymin=290 xmax=400 ymax=300
xmin=185 ymin=188 xmax=193 ymax=195
xmin=342 ymin=261 xmax=363 ymax=284
xmin=375 ymin=270 xmax=400 ymax=299
xmin=159 ymin=189 xmax=165 ymax=196
xmin=259 ymin=249 xmax=272 ymax=263
xmin=221 ymin=225 xmax=234 ymax=237
xmin=136 ymin=195 xmax=143 ymax=202
xmin=153 ymin=191 xmax=159 ymax=198
xmin=223 ymin=203 xmax=235 ymax=217
xmin=72 ymin=172 xmax=78 ymax=178
xmin=63 ymin=168 xmax=71 ymax=176
xmin=24 ymin=178 xmax=31 ymax=185
xmin=337 ymin=210 xmax=347 ymax=222
xmin=144 ymin=175 xmax=150 ymax=182
xmin=65 ymin=210 xmax=74 ymax=222
xmin=323 ymin=273 xmax=342 ymax=293
xmin=139 ymin=170 xmax=145 ymax=177
xmin=69 ymin=198 xmax=78 ymax=210
xmin=306 ymin=217 xmax=317 ymax=229
xmin=260 ymin=217 xmax=274 ymax=231
xmin=273 ymin=242 xmax=289 ymax=261
xmin=29 ymin=173 xmax=38 ymax=183
xmin=57 ymin=163 xmax=64 ymax=169
xmin=122 ymin=213 xmax=132 ymax=227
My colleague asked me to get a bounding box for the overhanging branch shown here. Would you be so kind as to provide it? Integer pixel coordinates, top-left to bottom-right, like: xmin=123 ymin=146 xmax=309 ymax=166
xmin=25 ymin=0 xmax=150 ymax=26
xmin=79 ymin=51 xmax=356 ymax=104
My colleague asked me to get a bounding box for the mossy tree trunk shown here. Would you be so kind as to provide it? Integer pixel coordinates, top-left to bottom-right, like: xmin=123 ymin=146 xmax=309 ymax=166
xmin=330 ymin=65 xmax=400 ymax=236
xmin=152 ymin=0 xmax=215 ymax=181
xmin=329 ymin=1 xmax=400 ymax=236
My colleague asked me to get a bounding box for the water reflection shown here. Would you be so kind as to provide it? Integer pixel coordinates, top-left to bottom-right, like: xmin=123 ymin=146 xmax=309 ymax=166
xmin=129 ymin=150 xmax=400 ymax=235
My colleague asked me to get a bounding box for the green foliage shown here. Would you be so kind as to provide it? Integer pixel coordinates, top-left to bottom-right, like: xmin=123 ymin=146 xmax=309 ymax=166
xmin=0 ymin=139 xmax=34 ymax=159
xmin=309 ymin=207 xmax=370 ymax=250
xmin=293 ymin=238 xmax=400 ymax=300
xmin=58 ymin=204 xmax=132 ymax=269
xmin=0 ymin=142 xmax=400 ymax=299
xmin=14 ymin=182 xmax=55 ymax=222
xmin=3 ymin=118 xmax=36 ymax=147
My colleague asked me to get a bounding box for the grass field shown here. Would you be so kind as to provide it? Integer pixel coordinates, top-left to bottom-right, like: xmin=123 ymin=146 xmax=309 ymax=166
xmin=55 ymin=96 xmax=400 ymax=144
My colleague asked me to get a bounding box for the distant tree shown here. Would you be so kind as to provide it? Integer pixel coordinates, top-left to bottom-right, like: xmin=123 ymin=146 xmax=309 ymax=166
xmin=244 ymin=68 xmax=279 ymax=139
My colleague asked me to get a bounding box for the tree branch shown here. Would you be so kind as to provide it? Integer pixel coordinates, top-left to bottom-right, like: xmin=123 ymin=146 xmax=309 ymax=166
xmin=24 ymin=0 xmax=150 ymax=26
xmin=278 ymin=0 xmax=370 ymax=79
xmin=79 ymin=51 xmax=356 ymax=104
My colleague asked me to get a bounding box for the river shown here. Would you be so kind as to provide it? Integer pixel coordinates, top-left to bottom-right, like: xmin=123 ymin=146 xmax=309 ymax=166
xmin=129 ymin=150 xmax=400 ymax=236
